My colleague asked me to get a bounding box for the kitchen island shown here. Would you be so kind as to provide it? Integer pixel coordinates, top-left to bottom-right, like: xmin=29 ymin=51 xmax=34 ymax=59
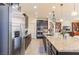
xmin=43 ymin=34 xmax=79 ymax=55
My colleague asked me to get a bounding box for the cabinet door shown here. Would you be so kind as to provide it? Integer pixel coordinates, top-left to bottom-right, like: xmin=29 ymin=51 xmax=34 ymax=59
xmin=55 ymin=22 xmax=61 ymax=32
xmin=72 ymin=22 xmax=79 ymax=32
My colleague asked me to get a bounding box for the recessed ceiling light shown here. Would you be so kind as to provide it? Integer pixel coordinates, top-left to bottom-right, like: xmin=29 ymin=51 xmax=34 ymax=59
xmin=34 ymin=5 xmax=37 ymax=9
xmin=12 ymin=6 xmax=15 ymax=8
xmin=12 ymin=5 xmax=18 ymax=9
xmin=49 ymin=12 xmax=51 ymax=15
xmin=60 ymin=19 xmax=63 ymax=22
xmin=52 ymin=6 xmax=56 ymax=9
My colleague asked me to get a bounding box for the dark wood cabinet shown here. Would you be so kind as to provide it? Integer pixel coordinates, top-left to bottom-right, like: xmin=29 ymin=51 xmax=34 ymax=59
xmin=25 ymin=34 xmax=31 ymax=50
xmin=72 ymin=22 xmax=79 ymax=32
xmin=55 ymin=22 xmax=61 ymax=32
xmin=23 ymin=13 xmax=28 ymax=29
xmin=43 ymin=36 xmax=57 ymax=55
xmin=72 ymin=22 xmax=79 ymax=36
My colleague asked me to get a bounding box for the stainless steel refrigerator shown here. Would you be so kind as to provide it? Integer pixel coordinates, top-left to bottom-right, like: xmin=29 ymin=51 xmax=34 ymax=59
xmin=0 ymin=5 xmax=10 ymax=55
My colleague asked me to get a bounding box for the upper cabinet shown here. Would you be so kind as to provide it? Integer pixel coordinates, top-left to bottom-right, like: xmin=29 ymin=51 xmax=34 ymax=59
xmin=55 ymin=22 xmax=61 ymax=32
xmin=72 ymin=22 xmax=79 ymax=32
xmin=23 ymin=13 xmax=28 ymax=29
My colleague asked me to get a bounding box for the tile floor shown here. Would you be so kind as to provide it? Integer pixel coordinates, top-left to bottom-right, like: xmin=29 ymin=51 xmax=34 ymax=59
xmin=25 ymin=39 xmax=47 ymax=55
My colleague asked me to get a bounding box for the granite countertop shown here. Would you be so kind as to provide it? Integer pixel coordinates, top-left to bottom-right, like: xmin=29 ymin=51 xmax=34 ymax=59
xmin=44 ymin=34 xmax=79 ymax=52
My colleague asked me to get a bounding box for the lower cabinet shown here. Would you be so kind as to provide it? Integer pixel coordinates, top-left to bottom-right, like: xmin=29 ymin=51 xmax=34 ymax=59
xmin=43 ymin=37 xmax=57 ymax=55
xmin=25 ymin=34 xmax=31 ymax=50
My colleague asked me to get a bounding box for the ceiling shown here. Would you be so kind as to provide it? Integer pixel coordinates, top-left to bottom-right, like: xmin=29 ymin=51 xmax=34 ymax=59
xmin=20 ymin=3 xmax=79 ymax=20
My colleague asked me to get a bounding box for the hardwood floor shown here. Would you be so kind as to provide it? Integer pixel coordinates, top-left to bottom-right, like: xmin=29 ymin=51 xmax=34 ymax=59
xmin=25 ymin=39 xmax=47 ymax=55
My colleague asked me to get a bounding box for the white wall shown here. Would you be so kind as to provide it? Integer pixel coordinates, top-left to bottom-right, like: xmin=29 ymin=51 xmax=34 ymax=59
xmin=28 ymin=17 xmax=36 ymax=39
xmin=12 ymin=11 xmax=25 ymax=38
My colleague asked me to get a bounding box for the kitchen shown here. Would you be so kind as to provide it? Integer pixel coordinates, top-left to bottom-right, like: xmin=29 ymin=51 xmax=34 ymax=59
xmin=19 ymin=3 xmax=79 ymax=55
xmin=0 ymin=3 xmax=79 ymax=55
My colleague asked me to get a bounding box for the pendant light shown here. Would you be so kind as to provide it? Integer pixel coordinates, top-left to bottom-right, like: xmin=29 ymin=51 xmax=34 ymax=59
xmin=60 ymin=4 xmax=63 ymax=22
xmin=71 ymin=3 xmax=77 ymax=16
xmin=52 ymin=11 xmax=56 ymax=22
